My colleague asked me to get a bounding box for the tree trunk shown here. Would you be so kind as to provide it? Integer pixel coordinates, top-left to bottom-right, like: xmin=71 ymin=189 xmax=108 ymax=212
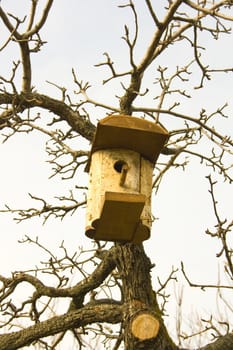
xmin=200 ymin=333 xmax=233 ymax=350
xmin=115 ymin=243 xmax=178 ymax=350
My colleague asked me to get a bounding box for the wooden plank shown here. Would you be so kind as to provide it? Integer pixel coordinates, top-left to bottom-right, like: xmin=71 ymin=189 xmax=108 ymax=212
xmin=131 ymin=313 xmax=160 ymax=340
xmin=85 ymin=191 xmax=149 ymax=242
xmin=85 ymin=115 xmax=169 ymax=172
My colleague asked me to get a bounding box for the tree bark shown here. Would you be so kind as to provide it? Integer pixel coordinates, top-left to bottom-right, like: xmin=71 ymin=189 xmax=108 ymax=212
xmin=115 ymin=243 xmax=178 ymax=350
xmin=0 ymin=304 xmax=123 ymax=350
xmin=0 ymin=92 xmax=96 ymax=141
xmin=114 ymin=243 xmax=233 ymax=350
xmin=199 ymin=332 xmax=233 ymax=350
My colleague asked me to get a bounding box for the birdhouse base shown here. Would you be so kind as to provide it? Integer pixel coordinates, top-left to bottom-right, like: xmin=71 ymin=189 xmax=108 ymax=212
xmin=85 ymin=192 xmax=150 ymax=243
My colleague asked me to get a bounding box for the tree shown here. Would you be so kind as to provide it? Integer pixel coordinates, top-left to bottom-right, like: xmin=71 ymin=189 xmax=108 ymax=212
xmin=0 ymin=1 xmax=232 ymax=349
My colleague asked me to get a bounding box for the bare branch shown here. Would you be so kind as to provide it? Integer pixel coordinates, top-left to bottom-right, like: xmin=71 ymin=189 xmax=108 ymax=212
xmin=0 ymin=7 xmax=21 ymax=40
xmin=19 ymin=41 xmax=32 ymax=92
xmin=0 ymin=91 xmax=96 ymax=141
xmin=26 ymin=0 xmax=37 ymax=32
xmin=184 ymin=0 xmax=233 ymax=22
xmin=0 ymin=303 xmax=123 ymax=350
xmin=72 ymin=68 xmax=120 ymax=112
xmin=145 ymin=0 xmax=162 ymax=28
xmin=1 ymin=192 xmax=86 ymax=223
xmin=181 ymin=261 xmax=233 ymax=290
xmin=95 ymin=52 xmax=131 ymax=84
xmin=0 ymin=247 xmax=117 ymax=301
xmin=23 ymin=0 xmax=54 ymax=38
xmin=205 ymin=175 xmax=233 ymax=278
xmin=119 ymin=0 xmax=139 ymax=70
xmin=132 ymin=106 xmax=233 ymax=147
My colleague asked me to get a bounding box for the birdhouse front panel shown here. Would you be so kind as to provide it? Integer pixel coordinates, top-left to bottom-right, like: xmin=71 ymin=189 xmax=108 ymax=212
xmin=85 ymin=148 xmax=153 ymax=242
xmin=100 ymin=149 xmax=140 ymax=191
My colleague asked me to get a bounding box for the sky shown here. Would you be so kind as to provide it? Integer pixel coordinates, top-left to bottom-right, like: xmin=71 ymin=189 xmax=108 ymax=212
xmin=0 ymin=1 xmax=233 ymax=348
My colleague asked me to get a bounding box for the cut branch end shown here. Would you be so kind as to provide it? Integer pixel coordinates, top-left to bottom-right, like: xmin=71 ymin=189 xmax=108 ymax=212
xmin=131 ymin=312 xmax=160 ymax=340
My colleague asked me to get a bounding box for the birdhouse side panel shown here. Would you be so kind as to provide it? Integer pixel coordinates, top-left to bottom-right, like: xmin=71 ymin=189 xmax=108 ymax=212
xmin=86 ymin=152 xmax=103 ymax=228
xmin=140 ymin=157 xmax=153 ymax=228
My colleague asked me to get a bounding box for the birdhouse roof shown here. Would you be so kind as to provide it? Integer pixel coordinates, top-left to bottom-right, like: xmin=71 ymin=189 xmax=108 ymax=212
xmin=85 ymin=115 xmax=169 ymax=171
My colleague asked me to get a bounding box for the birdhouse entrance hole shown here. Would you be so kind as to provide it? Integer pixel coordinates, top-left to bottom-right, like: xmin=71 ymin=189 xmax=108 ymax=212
xmin=114 ymin=160 xmax=129 ymax=186
xmin=114 ymin=160 xmax=128 ymax=173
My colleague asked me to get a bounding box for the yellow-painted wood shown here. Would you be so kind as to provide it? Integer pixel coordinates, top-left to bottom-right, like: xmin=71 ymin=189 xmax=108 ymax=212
xmin=85 ymin=115 xmax=169 ymax=243
xmin=85 ymin=115 xmax=169 ymax=171
xmin=86 ymin=192 xmax=149 ymax=242
xmin=85 ymin=149 xmax=153 ymax=242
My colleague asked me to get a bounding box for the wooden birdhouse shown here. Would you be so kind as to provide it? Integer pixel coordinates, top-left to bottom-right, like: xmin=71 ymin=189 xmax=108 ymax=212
xmin=85 ymin=115 xmax=169 ymax=243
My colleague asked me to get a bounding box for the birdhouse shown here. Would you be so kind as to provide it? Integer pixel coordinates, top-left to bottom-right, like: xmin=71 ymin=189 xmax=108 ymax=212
xmin=85 ymin=115 xmax=169 ymax=243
